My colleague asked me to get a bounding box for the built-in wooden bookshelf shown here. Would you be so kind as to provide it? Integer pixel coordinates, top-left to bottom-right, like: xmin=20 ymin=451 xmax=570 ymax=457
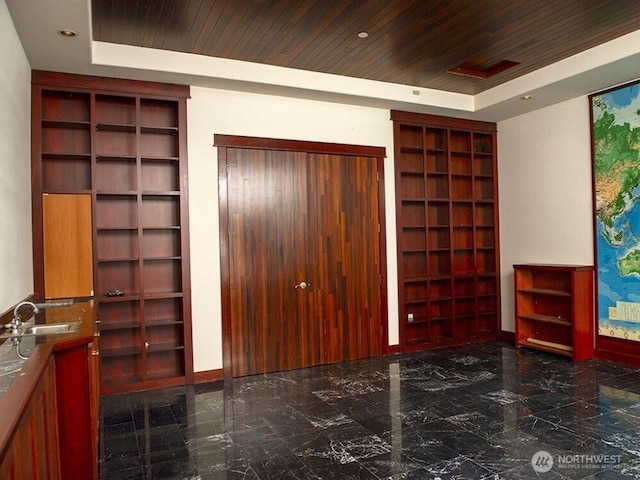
xmin=392 ymin=111 xmax=500 ymax=351
xmin=32 ymin=71 xmax=193 ymax=393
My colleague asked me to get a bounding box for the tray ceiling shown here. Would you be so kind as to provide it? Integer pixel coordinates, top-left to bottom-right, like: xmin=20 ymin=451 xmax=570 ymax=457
xmin=91 ymin=0 xmax=640 ymax=95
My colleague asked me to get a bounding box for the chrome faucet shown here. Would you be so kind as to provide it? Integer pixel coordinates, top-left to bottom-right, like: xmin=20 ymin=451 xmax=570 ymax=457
xmin=6 ymin=301 xmax=40 ymax=333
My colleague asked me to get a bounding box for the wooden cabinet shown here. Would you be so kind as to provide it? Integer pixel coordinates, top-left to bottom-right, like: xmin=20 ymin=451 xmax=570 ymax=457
xmin=43 ymin=193 xmax=93 ymax=299
xmin=514 ymin=264 xmax=594 ymax=361
xmin=32 ymin=71 xmax=193 ymax=393
xmin=0 ymin=355 xmax=59 ymax=480
xmin=392 ymin=111 xmax=500 ymax=351
xmin=0 ymin=301 xmax=98 ymax=479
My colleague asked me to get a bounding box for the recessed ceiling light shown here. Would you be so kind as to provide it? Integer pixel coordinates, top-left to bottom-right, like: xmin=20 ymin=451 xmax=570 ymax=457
xmin=357 ymin=31 xmax=368 ymax=39
xmin=59 ymin=29 xmax=77 ymax=37
xmin=521 ymin=95 xmax=533 ymax=100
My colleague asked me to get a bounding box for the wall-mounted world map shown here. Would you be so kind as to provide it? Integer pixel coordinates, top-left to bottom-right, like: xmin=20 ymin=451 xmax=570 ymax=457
xmin=592 ymin=80 xmax=640 ymax=342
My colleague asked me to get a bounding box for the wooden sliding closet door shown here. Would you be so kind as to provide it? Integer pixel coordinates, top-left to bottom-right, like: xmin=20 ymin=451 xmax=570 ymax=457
xmin=220 ymin=137 xmax=384 ymax=377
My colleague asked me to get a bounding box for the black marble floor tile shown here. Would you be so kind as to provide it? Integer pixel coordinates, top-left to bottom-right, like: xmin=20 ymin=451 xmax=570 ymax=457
xmin=99 ymin=341 xmax=640 ymax=479
xmin=419 ymin=454 xmax=502 ymax=479
xmin=101 ymin=431 xmax=140 ymax=457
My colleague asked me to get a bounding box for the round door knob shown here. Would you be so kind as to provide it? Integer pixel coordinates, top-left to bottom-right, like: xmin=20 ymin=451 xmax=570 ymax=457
xmin=294 ymin=281 xmax=309 ymax=290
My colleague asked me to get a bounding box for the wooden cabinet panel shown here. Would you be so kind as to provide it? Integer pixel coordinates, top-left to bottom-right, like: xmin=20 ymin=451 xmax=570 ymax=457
xmin=43 ymin=193 xmax=93 ymax=299
xmin=392 ymin=111 xmax=501 ymax=351
xmin=56 ymin=346 xmax=94 ymax=479
xmin=89 ymin=342 xmax=100 ymax=480
xmin=0 ymin=356 xmax=60 ymax=480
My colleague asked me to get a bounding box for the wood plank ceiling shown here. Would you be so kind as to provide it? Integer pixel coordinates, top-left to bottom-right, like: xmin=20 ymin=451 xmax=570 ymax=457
xmin=91 ymin=0 xmax=640 ymax=95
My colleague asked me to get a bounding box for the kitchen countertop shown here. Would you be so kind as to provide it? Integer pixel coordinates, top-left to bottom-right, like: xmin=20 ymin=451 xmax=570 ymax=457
xmin=0 ymin=300 xmax=95 ymax=397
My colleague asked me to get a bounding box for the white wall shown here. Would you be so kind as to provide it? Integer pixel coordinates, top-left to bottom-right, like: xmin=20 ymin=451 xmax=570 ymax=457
xmin=187 ymin=86 xmax=398 ymax=372
xmin=0 ymin=0 xmax=33 ymax=313
xmin=497 ymin=96 xmax=595 ymax=332
xmin=189 ymin=88 xmax=599 ymax=371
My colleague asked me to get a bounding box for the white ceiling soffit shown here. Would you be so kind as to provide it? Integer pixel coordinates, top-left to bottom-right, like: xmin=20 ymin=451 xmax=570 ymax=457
xmin=6 ymin=0 xmax=640 ymax=122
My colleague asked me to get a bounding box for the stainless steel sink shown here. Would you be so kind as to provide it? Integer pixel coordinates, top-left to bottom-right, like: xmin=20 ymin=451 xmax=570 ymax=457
xmin=1 ymin=321 xmax=81 ymax=339
xmin=23 ymin=322 xmax=81 ymax=335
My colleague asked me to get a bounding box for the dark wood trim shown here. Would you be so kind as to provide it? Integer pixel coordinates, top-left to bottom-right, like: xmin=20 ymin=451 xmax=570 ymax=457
xmin=589 ymin=78 xmax=640 ymax=99
xmin=392 ymin=119 xmax=406 ymax=349
xmin=178 ymin=98 xmax=195 ymax=384
xmin=217 ymin=135 xmax=387 ymax=378
xmin=595 ymin=348 xmax=640 ymax=367
xmin=194 ymin=369 xmax=224 ymax=384
xmin=397 ymin=332 xmax=510 ymax=353
xmin=595 ymin=336 xmax=640 ymax=367
xmin=499 ymin=330 xmax=515 ymax=343
xmin=32 ymin=70 xmax=190 ymax=99
xmin=588 ymin=89 xmax=607 ymax=364
xmin=383 ymin=344 xmax=402 ymax=356
xmin=377 ymin=156 xmax=391 ymax=356
xmin=390 ymin=110 xmax=497 ymax=133
xmin=491 ymin=131 xmax=503 ymax=335
xmin=101 ymin=376 xmax=187 ymax=396
xmin=217 ymin=144 xmax=233 ymax=379
xmin=31 ymin=85 xmax=45 ymax=300
xmin=137 ymin=97 xmax=148 ymax=382
xmin=214 ymin=134 xmax=386 ymax=159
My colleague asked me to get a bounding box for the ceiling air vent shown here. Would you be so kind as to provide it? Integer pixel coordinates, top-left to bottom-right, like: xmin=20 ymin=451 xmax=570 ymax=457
xmin=447 ymin=60 xmax=519 ymax=79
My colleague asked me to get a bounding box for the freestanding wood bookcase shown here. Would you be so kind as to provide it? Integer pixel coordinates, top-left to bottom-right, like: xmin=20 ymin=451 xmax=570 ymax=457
xmin=392 ymin=111 xmax=501 ymax=351
xmin=31 ymin=71 xmax=193 ymax=393
xmin=514 ymin=264 xmax=594 ymax=361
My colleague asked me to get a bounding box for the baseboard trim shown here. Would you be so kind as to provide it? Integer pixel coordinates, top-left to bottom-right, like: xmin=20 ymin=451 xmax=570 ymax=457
xmin=595 ymin=335 xmax=640 ymax=367
xmin=383 ymin=344 xmax=401 ymax=356
xmin=194 ymin=369 xmax=224 ymax=384
xmin=595 ymin=348 xmax=640 ymax=367
xmin=498 ymin=330 xmax=515 ymax=343
xmin=391 ymin=332 xmax=514 ymax=354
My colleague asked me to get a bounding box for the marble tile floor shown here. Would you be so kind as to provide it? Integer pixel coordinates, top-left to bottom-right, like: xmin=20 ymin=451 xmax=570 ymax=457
xmin=99 ymin=341 xmax=640 ymax=479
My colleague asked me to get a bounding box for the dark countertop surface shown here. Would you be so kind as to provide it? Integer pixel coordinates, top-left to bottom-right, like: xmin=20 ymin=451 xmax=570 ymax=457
xmin=0 ymin=300 xmax=94 ymax=396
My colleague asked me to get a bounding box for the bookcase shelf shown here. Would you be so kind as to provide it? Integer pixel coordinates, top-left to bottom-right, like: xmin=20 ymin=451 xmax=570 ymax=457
xmin=32 ymin=71 xmax=192 ymax=394
xmin=514 ymin=264 xmax=594 ymax=361
xmin=392 ymin=111 xmax=501 ymax=351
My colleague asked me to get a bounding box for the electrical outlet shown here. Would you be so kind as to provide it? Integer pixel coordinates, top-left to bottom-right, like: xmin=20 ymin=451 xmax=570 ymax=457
xmin=407 ymin=313 xmax=414 ymax=322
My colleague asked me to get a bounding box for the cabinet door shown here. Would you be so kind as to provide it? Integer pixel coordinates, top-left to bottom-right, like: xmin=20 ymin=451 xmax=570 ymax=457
xmin=43 ymin=193 xmax=94 ymax=299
